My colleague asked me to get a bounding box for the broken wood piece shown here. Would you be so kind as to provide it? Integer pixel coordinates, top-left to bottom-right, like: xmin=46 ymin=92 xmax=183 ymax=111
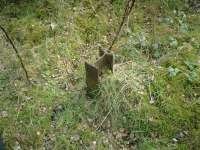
xmin=85 ymin=62 xmax=99 ymax=91
xmin=85 ymin=49 xmax=114 ymax=96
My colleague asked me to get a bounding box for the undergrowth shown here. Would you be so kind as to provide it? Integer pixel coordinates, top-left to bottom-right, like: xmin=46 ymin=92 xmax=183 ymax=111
xmin=0 ymin=0 xmax=200 ymax=149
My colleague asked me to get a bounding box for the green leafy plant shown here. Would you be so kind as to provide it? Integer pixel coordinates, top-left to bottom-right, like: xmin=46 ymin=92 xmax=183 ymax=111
xmin=168 ymin=66 xmax=181 ymax=77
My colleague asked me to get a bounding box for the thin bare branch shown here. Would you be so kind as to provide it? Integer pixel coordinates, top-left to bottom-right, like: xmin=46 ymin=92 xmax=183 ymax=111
xmin=0 ymin=25 xmax=31 ymax=84
xmin=108 ymin=0 xmax=136 ymax=51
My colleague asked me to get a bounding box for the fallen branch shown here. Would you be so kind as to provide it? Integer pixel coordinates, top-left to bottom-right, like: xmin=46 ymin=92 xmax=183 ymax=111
xmin=0 ymin=25 xmax=31 ymax=84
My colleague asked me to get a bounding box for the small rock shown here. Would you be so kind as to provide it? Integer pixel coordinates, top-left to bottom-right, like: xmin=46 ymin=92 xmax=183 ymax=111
xmin=148 ymin=117 xmax=154 ymax=122
xmin=87 ymin=118 xmax=93 ymax=123
xmin=13 ymin=141 xmax=21 ymax=150
xmin=92 ymin=141 xmax=96 ymax=145
xmin=26 ymin=96 xmax=32 ymax=101
xmin=175 ymin=132 xmax=185 ymax=140
xmin=70 ymin=134 xmax=80 ymax=142
xmin=0 ymin=111 xmax=8 ymax=118
xmin=36 ymin=131 xmax=41 ymax=136
xmin=50 ymin=22 xmax=57 ymax=30
xmin=179 ymin=132 xmax=184 ymax=138
xmin=183 ymin=131 xmax=188 ymax=135
xmin=149 ymin=99 xmax=155 ymax=104
xmin=172 ymin=138 xmax=178 ymax=143
xmin=102 ymin=137 xmax=109 ymax=144
xmin=90 ymin=141 xmax=97 ymax=149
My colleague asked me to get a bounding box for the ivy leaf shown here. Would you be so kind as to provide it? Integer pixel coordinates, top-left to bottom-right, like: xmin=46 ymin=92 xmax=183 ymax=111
xmin=154 ymin=50 xmax=161 ymax=58
xmin=168 ymin=66 xmax=180 ymax=77
xmin=169 ymin=36 xmax=178 ymax=48
xmin=184 ymin=61 xmax=198 ymax=71
xmin=180 ymin=23 xmax=188 ymax=33
xmin=187 ymin=71 xmax=198 ymax=82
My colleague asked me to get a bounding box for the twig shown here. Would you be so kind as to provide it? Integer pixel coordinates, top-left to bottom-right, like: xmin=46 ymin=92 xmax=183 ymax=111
xmin=108 ymin=0 xmax=136 ymax=51
xmin=0 ymin=25 xmax=31 ymax=84
xmin=95 ymin=85 xmax=127 ymax=131
xmin=89 ymin=1 xmax=104 ymax=18
xmin=96 ymin=108 xmax=113 ymax=131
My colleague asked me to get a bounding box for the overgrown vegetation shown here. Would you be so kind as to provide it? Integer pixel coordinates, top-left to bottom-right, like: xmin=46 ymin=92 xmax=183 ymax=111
xmin=0 ymin=0 xmax=200 ymax=149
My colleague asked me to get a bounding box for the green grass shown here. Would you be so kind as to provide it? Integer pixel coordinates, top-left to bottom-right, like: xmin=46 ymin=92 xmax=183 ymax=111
xmin=0 ymin=0 xmax=200 ymax=149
